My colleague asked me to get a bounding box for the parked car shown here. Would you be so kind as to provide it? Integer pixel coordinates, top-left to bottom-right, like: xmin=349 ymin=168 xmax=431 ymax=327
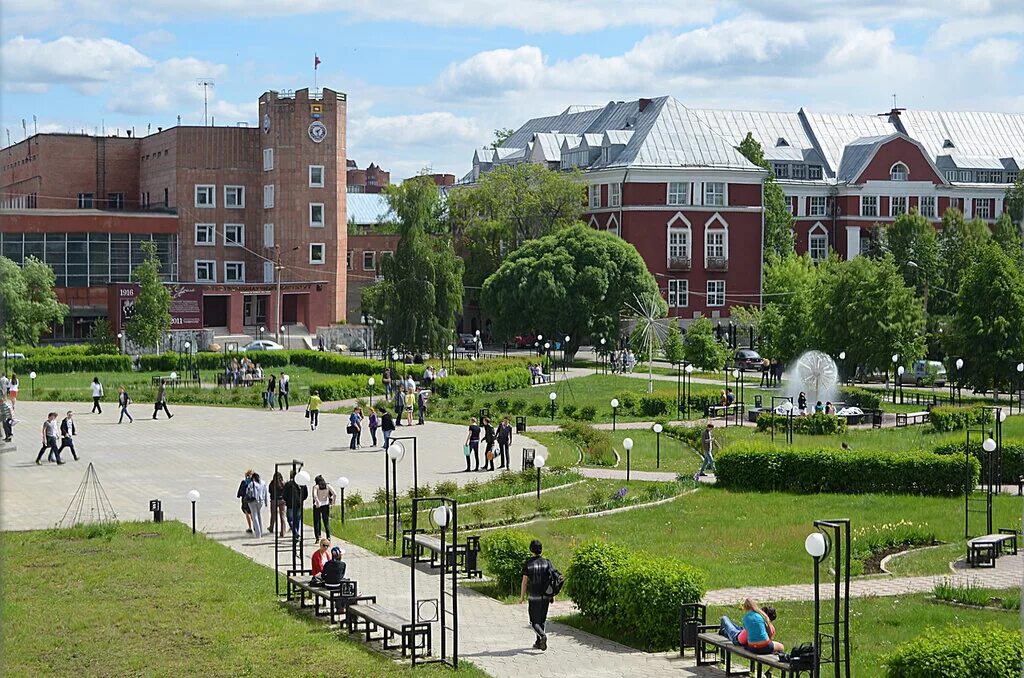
xmin=898 ymin=359 xmax=947 ymax=386
xmin=458 ymin=334 xmax=477 ymax=350
xmin=733 ymin=349 xmax=763 ymax=371
xmin=513 ymin=335 xmax=534 ymax=349
xmin=242 ymin=340 xmax=285 ymax=352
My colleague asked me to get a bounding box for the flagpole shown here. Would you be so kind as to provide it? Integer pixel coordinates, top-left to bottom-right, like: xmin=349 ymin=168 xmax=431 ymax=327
xmin=314 ymin=53 xmax=318 ymax=95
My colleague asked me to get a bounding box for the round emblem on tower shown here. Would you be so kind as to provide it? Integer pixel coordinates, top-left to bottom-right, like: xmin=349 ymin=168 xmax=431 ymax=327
xmin=308 ymin=121 xmax=327 ymax=143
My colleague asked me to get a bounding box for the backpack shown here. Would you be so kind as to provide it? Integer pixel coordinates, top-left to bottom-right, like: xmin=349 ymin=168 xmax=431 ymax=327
xmin=244 ymin=480 xmax=259 ymax=503
xmin=546 ymin=564 xmax=566 ymax=597
xmin=782 ymin=642 xmax=815 ymax=669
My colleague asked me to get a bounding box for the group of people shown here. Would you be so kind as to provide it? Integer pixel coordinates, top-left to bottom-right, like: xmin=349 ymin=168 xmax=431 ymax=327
xmin=528 ymin=363 xmax=551 ymax=384
xmin=796 ymin=391 xmax=835 ymax=415
xmin=463 ymin=415 xmax=515 ymax=472
xmin=609 ymin=350 xmax=637 ymax=374
xmin=225 ymin=357 xmax=265 ymax=387
xmin=34 ymin=410 xmax=79 ymax=465
xmin=236 ymin=468 xmax=321 ymax=539
xmin=263 ymin=372 xmax=290 ymax=410
xmin=759 ymin=358 xmax=785 ymax=388
xmin=0 ymin=373 xmax=20 ymax=443
xmin=719 ymin=598 xmax=784 ymax=655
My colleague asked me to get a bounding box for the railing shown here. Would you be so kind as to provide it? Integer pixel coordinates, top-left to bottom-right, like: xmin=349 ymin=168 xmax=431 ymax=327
xmin=668 ymin=256 xmax=691 ymax=271
xmin=705 ymin=256 xmax=728 ymax=271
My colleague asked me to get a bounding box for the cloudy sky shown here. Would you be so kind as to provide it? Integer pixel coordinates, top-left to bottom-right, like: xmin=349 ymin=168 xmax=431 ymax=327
xmin=2 ymin=1 xmax=1022 ymax=180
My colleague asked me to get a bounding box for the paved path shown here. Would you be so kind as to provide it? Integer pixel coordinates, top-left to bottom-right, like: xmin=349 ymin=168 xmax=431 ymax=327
xmin=577 ymin=467 xmax=680 ymax=482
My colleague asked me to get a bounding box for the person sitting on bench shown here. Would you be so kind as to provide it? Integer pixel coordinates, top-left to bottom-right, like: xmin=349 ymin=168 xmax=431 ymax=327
xmin=321 ymin=547 xmax=347 ymax=588
xmin=311 ymin=538 xmax=331 ymax=580
xmin=719 ymin=598 xmax=784 ymax=655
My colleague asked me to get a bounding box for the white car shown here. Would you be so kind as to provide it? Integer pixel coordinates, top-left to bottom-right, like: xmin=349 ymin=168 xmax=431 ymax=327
xmin=242 ymin=340 xmax=285 ymax=352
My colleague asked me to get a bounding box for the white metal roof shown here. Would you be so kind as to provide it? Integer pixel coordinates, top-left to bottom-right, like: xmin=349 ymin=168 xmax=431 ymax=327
xmin=346 ymin=193 xmax=394 ymax=225
xmin=898 ymin=110 xmax=1024 ymax=167
xmin=800 ymin=110 xmax=896 ymax=176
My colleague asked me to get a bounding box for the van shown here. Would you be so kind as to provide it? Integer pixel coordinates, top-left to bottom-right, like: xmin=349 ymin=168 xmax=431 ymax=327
xmin=898 ymin=360 xmax=946 ymax=386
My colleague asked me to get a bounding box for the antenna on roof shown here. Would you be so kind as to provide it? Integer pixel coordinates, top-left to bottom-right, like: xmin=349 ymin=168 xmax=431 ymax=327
xmin=197 ymin=79 xmax=215 ymax=126
xmin=878 ymin=93 xmax=906 ymax=118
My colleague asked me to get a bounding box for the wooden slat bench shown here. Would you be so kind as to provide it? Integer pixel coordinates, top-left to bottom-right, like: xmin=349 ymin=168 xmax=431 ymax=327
xmin=402 ymin=529 xmax=482 ymax=578
xmin=285 ymin=569 xmax=372 ymax=624
xmin=697 ymin=632 xmax=806 ymax=677
xmin=895 ymin=411 xmax=930 ymax=427
xmin=967 ymin=529 xmax=1019 ymax=568
xmin=346 ymin=602 xmax=431 ymax=658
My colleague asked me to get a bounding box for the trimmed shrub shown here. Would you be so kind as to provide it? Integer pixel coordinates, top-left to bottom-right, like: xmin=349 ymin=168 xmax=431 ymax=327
xmin=841 ymin=386 xmax=882 ymax=411
xmin=450 ymin=358 xmax=532 ymax=376
xmin=664 ymin=423 xmax=703 ymax=448
xmin=527 ymin=403 xmax=545 ymax=418
xmin=307 ymin=376 xmax=377 ymax=401
xmin=885 ymin=624 xmax=1022 ymax=678
xmin=430 ymin=368 xmax=532 ymax=397
xmin=934 ymin=441 xmax=1024 ymax=484
xmin=480 ymin=529 xmax=533 ymax=594
xmin=10 ymin=353 xmax=132 ymax=373
xmin=755 ymin=413 xmax=847 ymax=435
xmin=929 ymin=405 xmax=988 ymax=432
xmin=289 ymin=351 xmax=384 ymax=375
xmin=559 ymin=422 xmax=614 ymax=465
xmin=578 ymin=405 xmax=596 ymax=421
xmin=561 ymin=404 xmax=578 ymax=419
xmin=565 ymin=541 xmax=706 ymax=650
xmin=638 ymin=394 xmax=672 ymax=417
xmin=716 ymin=443 xmax=978 ymax=496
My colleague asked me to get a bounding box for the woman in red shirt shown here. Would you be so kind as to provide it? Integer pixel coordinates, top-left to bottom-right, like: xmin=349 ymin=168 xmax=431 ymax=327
xmin=311 ymin=538 xmax=332 ymax=578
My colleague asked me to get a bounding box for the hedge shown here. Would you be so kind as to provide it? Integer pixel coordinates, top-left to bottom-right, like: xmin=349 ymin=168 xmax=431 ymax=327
xmin=31 ymin=385 xmax=265 ymax=408
xmin=716 ymin=444 xmax=978 ymax=496
xmin=885 ymin=624 xmax=1022 ymax=678
xmin=559 ymin=422 xmax=615 ymax=465
xmin=612 ymin=390 xmax=719 ymax=418
xmin=565 ymin=541 xmax=705 ymax=650
xmin=755 ymin=413 xmax=848 ymax=435
xmin=480 ymin=529 xmax=533 ymax=595
xmin=933 ymin=441 xmax=1024 ymax=484
xmin=841 ymin=387 xmax=882 ymax=411
xmin=288 ymin=351 xmax=385 ymax=375
xmin=306 ymin=376 xmax=381 ymax=401
xmin=429 ymin=368 xmax=532 ymax=397
xmin=8 ymin=354 xmax=132 ymax=373
xmin=929 ymin=405 xmax=988 ymax=432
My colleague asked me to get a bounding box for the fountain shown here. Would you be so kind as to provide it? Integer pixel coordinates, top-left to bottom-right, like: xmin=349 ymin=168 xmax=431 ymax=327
xmin=784 ymin=350 xmax=841 ymax=408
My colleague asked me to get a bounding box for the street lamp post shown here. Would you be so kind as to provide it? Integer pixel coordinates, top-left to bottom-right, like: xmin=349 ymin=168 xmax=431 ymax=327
xmin=336 ymin=476 xmax=349 ymax=524
xmin=891 ymin=354 xmax=899 ymax=405
xmin=563 ymin=335 xmax=570 ymax=372
xmin=653 ymin=423 xmax=663 ymax=469
xmin=685 ymin=364 xmax=694 ymax=419
xmin=187 ymin=489 xmax=200 ymax=535
xmin=367 ymin=377 xmax=375 ymax=408
xmin=897 ymin=366 xmax=905 ymax=404
xmin=610 ymin=398 xmax=619 ymax=431
xmin=1017 ymin=362 xmax=1024 ymax=415
xmin=955 ymin=358 xmax=964 ymax=406
xmin=623 ymin=437 xmax=634 ymax=483
xmin=599 ymin=338 xmax=607 ymax=374
xmin=543 ymin=342 xmax=551 ymax=375
xmin=534 ymin=455 xmax=545 ymax=501
xmin=549 ymin=391 xmax=557 ymax=420
xmin=838 ymin=351 xmax=846 ymax=385
xmin=387 ymin=443 xmax=405 ymax=551
xmin=29 ymin=371 xmax=37 ymax=398
xmin=732 ymin=368 xmax=742 ymax=426
xmin=447 ymin=344 xmax=454 ymax=372
xmin=117 ymin=332 xmax=125 ymax=354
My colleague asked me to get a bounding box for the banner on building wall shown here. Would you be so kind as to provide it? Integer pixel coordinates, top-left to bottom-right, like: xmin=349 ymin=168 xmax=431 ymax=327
xmin=113 ymin=283 xmax=204 ymax=331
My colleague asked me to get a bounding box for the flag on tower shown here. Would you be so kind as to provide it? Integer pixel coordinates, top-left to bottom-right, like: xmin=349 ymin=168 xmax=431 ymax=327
xmin=314 ymin=54 xmax=321 ymax=70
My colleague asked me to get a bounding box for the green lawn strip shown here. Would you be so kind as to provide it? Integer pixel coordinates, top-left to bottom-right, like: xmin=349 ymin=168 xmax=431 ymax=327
xmin=884 ymin=543 xmax=962 ymax=577
xmin=507 ymin=488 xmax=1023 ymax=590
xmin=1 ymin=521 xmax=485 ymax=677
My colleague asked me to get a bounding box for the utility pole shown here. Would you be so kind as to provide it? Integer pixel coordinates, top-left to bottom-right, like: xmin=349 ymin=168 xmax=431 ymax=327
xmin=275 ymin=250 xmax=284 ymax=345
xmin=197 ymin=79 xmax=215 ymax=126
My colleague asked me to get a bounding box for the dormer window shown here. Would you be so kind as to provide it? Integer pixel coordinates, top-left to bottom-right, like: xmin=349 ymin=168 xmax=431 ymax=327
xmin=890 ymin=162 xmax=909 ymax=181
xmin=942 ymin=139 xmax=955 ymax=149
xmin=776 ymin=137 xmax=790 ymax=147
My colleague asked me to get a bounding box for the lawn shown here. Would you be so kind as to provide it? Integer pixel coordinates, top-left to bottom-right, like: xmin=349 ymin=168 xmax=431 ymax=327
xmin=1 ymin=521 xmax=485 ymax=678
xmin=505 ymin=487 xmax=1023 ymax=590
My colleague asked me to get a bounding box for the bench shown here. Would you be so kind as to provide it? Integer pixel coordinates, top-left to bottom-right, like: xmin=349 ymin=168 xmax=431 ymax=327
xmin=531 ymin=374 xmax=552 ymax=385
xmin=151 ymin=375 xmax=201 ymax=389
xmin=680 ymin=602 xmax=807 ymax=678
xmin=895 ymin=411 xmax=929 ymax=427
xmin=402 ymin=529 xmax=481 ymax=578
xmin=285 ymin=569 xmax=373 ymax=624
xmin=968 ymin=529 xmax=1019 ymax=568
xmin=708 ymin=404 xmax=742 ymax=421
xmin=347 ymin=602 xmax=431 ymax=658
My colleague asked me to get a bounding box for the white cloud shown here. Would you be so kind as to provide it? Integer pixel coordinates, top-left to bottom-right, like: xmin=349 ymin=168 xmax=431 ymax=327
xmin=107 ymin=57 xmax=228 ymax=118
xmin=132 ymin=29 xmax=177 ymax=49
xmin=438 ymin=46 xmax=544 ymax=98
xmin=351 ymin=111 xmax=481 ymax=147
xmin=967 ymin=38 xmax=1022 ymax=70
xmin=1 ymin=35 xmax=152 ymax=90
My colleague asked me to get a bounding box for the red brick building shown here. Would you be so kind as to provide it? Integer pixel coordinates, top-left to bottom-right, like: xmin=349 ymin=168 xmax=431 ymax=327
xmin=1 ymin=87 xmax=349 ymax=341
xmin=465 ymin=98 xmax=1023 ymax=322
xmin=346 ymin=161 xmax=390 ymax=193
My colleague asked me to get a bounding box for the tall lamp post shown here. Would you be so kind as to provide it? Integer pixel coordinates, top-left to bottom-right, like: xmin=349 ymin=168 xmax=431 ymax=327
xmin=563 ymin=335 xmax=570 ymax=372
xmin=117 ymin=331 xmax=125 ymax=354
xmin=599 ymin=338 xmax=607 ymax=374
xmin=336 ymin=476 xmax=349 ymax=524
xmin=447 ymin=344 xmax=454 ymax=372
xmin=955 ymin=358 xmax=964 ymax=406
xmin=534 ymin=455 xmax=545 ymax=500
xmin=386 ymin=443 xmax=405 ymax=551
xmin=684 ymin=364 xmax=694 ymax=419
xmin=187 ymin=489 xmax=200 ymax=535
xmin=610 ymin=398 xmax=619 ymax=431
xmin=543 ymin=342 xmax=551 ymax=375
xmin=548 ymin=391 xmax=557 ymax=420
xmin=623 ymin=437 xmax=634 ymax=482
xmin=838 ymin=351 xmax=846 ymax=385
xmin=891 ymin=354 xmax=899 ymax=404
xmin=367 ymin=377 xmax=375 ymax=407
xmin=896 ymin=366 xmax=905 ymax=404
xmin=29 ymin=371 xmax=37 ymax=398
xmin=1016 ymin=362 xmax=1024 ymax=414
xmin=805 ymin=520 xmax=852 ymax=678
xmin=652 ymin=423 xmax=663 ymax=469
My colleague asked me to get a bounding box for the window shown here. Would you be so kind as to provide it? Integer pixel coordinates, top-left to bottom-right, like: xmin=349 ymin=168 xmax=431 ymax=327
xmin=309 ymin=203 xmax=325 ymax=227
xmin=667 ymin=220 xmax=690 ymax=268
xmin=809 ymin=225 xmax=828 ymax=262
xmin=224 ymin=224 xmax=244 ymax=247
xmin=975 ymin=198 xmax=991 ymax=219
xmin=588 ymin=184 xmax=601 ymax=209
xmin=667 ymin=182 xmax=689 ymax=206
xmin=309 ymin=165 xmax=325 ymax=188
xmin=77 ymin=193 xmax=94 ymax=209
xmin=705 ymin=228 xmax=727 ymax=260
xmin=195 ymin=260 xmax=215 ymax=282
xmin=263 ymin=261 xmax=274 ymax=283
xmin=783 ymin=196 xmax=794 ymax=214
xmin=224 ymin=186 xmax=244 ymax=209
xmin=224 ymin=261 xmax=245 ymax=283
xmin=919 ymin=196 xmax=936 ymax=218
xmin=704 ymin=182 xmax=725 ymax=206
xmin=107 ymin=192 xmax=125 ymax=209
xmin=195 ymin=223 xmax=216 ymax=246
xmin=667 ymin=279 xmax=688 ymax=308
xmin=609 ymin=183 xmax=621 ymax=207
xmin=707 ymin=280 xmax=725 ymax=307
xmin=346 ymin=250 xmax=353 ymax=269
xmin=948 ymin=197 xmax=963 ymax=213
xmin=808 ymin=165 xmax=823 ymax=180
xmin=263 ymin=148 xmax=273 ymax=171
xmin=860 ymin=196 xmax=878 ymax=217
xmin=809 ymin=196 xmax=827 ymax=217
xmin=791 ymin=164 xmax=806 ymax=180
xmin=363 ymin=251 xmax=376 ymax=270
xmin=195 ymin=185 xmax=215 ymax=207
xmin=310 ymin=243 xmax=325 ymax=265
xmin=890 ymin=196 xmax=907 ymax=216
xmin=772 ymin=163 xmax=789 ymax=179
xmin=263 ymin=223 xmax=274 ymax=248
xmin=263 ymin=184 xmax=274 ymax=208
xmin=890 ymin=163 xmax=909 ymax=181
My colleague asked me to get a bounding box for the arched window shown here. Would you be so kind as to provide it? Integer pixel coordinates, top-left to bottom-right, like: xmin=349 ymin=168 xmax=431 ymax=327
xmin=890 ymin=162 xmax=909 ymax=181
xmin=704 ymin=213 xmax=728 ymax=270
xmin=606 ymin=213 xmax=620 ymax=238
xmin=808 ymin=222 xmax=829 ymax=262
xmin=666 ymin=213 xmax=691 ymax=270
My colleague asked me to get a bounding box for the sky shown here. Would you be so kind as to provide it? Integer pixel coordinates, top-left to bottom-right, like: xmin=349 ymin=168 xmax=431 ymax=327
xmin=2 ymin=0 xmax=1023 ymax=181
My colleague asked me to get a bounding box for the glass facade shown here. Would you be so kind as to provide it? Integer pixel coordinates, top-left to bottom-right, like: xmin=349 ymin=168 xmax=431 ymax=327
xmin=0 ymin=232 xmax=177 ymax=287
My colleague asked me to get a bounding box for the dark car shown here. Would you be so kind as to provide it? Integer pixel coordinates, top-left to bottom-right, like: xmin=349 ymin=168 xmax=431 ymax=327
xmin=459 ymin=334 xmax=477 ymax=350
xmin=733 ymin=349 xmax=763 ymax=371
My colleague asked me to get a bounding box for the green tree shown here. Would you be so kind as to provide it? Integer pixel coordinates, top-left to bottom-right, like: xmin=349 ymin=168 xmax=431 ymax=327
xmin=683 ymin=315 xmax=729 ymax=371
xmin=124 ymin=241 xmax=171 ymax=349
xmin=992 ymin=212 xmax=1023 ymax=262
xmin=1005 ymin=172 xmax=1024 ymax=225
xmin=812 ymin=255 xmax=926 ymax=376
xmin=948 ymin=242 xmax=1024 ymax=393
xmin=0 ymin=255 xmax=69 ymax=347
xmin=935 ymin=209 xmax=990 ymax=316
xmin=491 ymin=127 xmax=515 ymax=148
xmin=883 ymin=209 xmax=940 ymax=319
xmin=760 ymin=252 xmax=819 ymax=361
xmin=361 ymin=176 xmax=465 ymax=351
xmin=88 ymin=318 xmax=118 ymax=352
xmin=481 ymin=225 xmax=661 ymax=360
xmin=661 ymin=321 xmax=685 ymax=366
xmin=737 ymin=132 xmax=794 ymax=260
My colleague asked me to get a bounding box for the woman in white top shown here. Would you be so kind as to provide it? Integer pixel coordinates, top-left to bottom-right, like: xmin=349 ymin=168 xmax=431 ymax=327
xmin=312 ymin=475 xmax=336 ymax=541
xmin=91 ymin=377 xmax=104 ymax=414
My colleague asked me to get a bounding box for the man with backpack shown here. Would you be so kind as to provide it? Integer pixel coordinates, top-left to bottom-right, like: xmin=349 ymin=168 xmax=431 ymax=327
xmin=519 ymin=539 xmax=562 ymax=651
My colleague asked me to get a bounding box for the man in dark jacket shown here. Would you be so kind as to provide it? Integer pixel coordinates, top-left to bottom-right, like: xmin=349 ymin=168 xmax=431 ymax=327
xmin=519 ymin=539 xmax=554 ymax=651
xmin=321 ymin=546 xmax=348 ymax=586
xmin=58 ymin=411 xmax=79 ymax=461
xmin=283 ymin=470 xmax=308 ymax=538
xmin=153 ymin=379 xmax=173 ymax=419
xmin=380 ymin=407 xmax=395 ymax=449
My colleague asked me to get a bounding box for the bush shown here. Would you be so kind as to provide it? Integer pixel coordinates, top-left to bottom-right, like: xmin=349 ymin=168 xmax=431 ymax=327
xmin=288 ymin=351 xmax=384 ymax=375
xmin=480 ymin=529 xmax=533 ymax=594
xmin=559 ymin=422 xmax=614 ymax=466
xmin=664 ymin=424 xmax=703 ymax=448
xmin=306 ymin=376 xmax=377 ymax=401
xmin=433 ymin=480 xmax=458 ymax=497
xmin=755 ymin=413 xmax=848 ymax=435
xmin=885 ymin=624 xmax=1022 ymax=678
xmin=527 ymin=403 xmax=545 ymax=418
xmin=716 ymin=443 xmax=978 ymax=496
xmin=933 ymin=441 xmax=1024 ymax=484
xmin=638 ymin=394 xmax=672 ymax=417
xmin=561 ymin=404 xmax=578 ymax=419
xmin=578 ymin=405 xmax=596 ymax=421
xmin=929 ymin=405 xmax=988 ymax=432
xmin=494 ymin=397 xmax=510 ymax=412
xmin=842 ymin=386 xmax=882 ymax=411
xmin=565 ymin=541 xmax=706 ymax=650
xmin=10 ymin=353 xmax=132 ymax=374
xmin=614 ymin=391 xmax=637 ymax=412
xmin=430 ymin=368 xmax=532 ymax=397
xmin=511 ymin=398 xmax=528 ymax=413
xmin=344 ymin=491 xmax=363 ymax=509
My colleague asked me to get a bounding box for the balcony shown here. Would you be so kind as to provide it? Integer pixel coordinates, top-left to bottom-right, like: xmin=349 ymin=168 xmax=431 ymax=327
xmin=705 ymin=256 xmax=729 ymax=271
xmin=667 ymin=256 xmax=691 ymax=271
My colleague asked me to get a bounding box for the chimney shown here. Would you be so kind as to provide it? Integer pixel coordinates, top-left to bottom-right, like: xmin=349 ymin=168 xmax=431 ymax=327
xmin=638 ymin=98 xmax=652 ymax=113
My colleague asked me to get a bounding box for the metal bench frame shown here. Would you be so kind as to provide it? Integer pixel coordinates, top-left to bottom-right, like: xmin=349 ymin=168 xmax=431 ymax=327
xmin=285 ymin=570 xmax=371 ymax=624
xmin=402 ymin=528 xmax=481 ymax=578
xmin=346 ymin=603 xmax=432 ymax=658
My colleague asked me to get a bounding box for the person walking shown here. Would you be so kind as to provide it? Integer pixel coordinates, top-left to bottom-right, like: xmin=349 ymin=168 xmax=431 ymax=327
xmin=382 ymin=367 xmax=393 ymax=399
xmin=283 ymin=469 xmax=308 ymax=538
xmin=153 ymin=379 xmax=173 ymax=419
xmin=265 ymin=374 xmax=277 ymax=410
xmin=0 ymin=394 xmax=13 ymax=442
xmin=246 ymin=471 xmax=269 ymax=538
xmin=347 ymin=406 xmax=361 ymax=449
xmin=0 ymin=372 xmax=9 ymax=396
xmin=367 ymin=407 xmax=379 ymax=447
xmin=380 ymin=407 xmax=395 ymax=450
xmin=90 ymin=377 xmax=104 ymax=413
xmin=312 ymin=475 xmax=336 ymax=540
xmin=694 ymin=423 xmax=719 ymax=480
xmin=519 ymin=539 xmax=555 ymax=651
xmin=117 ymin=386 xmax=133 ymax=424
xmin=8 ymin=373 xmax=19 ymax=404
xmin=482 ymin=417 xmax=496 ymax=472
xmin=58 ymin=411 xmax=79 ymax=461
xmin=464 ymin=416 xmax=481 ymax=472
xmin=35 ymin=412 xmax=62 ymax=465
xmin=278 ymin=372 xmax=290 ymax=410
xmin=307 ymin=390 xmax=322 ymax=431
xmin=393 ymin=386 xmax=404 ymax=427
xmin=237 ymin=470 xmax=254 ymax=533
xmin=268 ymin=471 xmax=287 ymax=537
xmin=404 ymin=387 xmax=415 ymax=426
xmin=416 ymin=387 xmax=428 ymax=425
xmin=496 ymin=415 xmax=513 ymax=470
